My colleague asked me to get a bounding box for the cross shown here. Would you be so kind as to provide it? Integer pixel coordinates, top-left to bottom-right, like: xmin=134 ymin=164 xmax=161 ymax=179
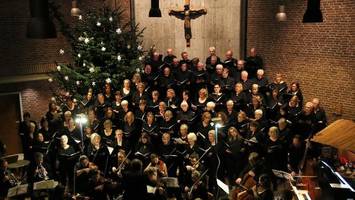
xmin=169 ymin=0 xmax=207 ymax=47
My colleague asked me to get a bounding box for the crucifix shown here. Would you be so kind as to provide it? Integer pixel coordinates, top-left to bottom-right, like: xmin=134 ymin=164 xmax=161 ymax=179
xmin=169 ymin=0 xmax=207 ymax=47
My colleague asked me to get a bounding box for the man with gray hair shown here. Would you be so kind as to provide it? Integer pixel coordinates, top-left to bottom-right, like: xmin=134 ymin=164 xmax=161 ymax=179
xmin=255 ymin=69 xmax=269 ymax=93
xmin=205 ymin=46 xmax=221 ymax=65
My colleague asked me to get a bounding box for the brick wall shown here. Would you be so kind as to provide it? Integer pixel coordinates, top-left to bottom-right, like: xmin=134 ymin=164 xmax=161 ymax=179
xmin=247 ymin=0 xmax=355 ymax=121
xmin=0 ymin=0 xmax=131 ymax=123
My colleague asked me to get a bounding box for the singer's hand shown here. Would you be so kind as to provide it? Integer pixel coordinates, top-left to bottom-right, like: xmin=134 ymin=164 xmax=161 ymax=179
xmin=235 ymin=178 xmax=242 ymax=184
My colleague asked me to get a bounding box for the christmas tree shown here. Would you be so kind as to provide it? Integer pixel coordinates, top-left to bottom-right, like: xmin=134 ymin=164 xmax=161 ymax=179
xmin=48 ymin=4 xmax=145 ymax=102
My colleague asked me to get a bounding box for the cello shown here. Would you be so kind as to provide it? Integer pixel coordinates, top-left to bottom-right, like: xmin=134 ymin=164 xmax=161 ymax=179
xmin=231 ymin=171 xmax=257 ymax=200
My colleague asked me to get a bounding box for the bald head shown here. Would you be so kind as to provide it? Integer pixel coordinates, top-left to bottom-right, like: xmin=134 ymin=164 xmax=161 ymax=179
xmin=250 ymin=48 xmax=256 ymax=57
xmin=167 ymin=48 xmax=173 ymax=55
xmin=312 ymin=98 xmax=320 ymax=109
xmin=225 ymin=50 xmax=233 ymax=59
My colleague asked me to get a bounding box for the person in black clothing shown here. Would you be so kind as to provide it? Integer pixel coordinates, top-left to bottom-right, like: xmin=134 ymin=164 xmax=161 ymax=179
xmin=225 ymin=127 xmax=247 ymax=183
xmin=206 ymin=55 xmax=220 ymax=75
xmin=101 ymin=119 xmax=115 ymax=147
xmin=85 ymin=133 xmax=110 ymax=175
xmin=240 ymin=70 xmax=254 ymax=92
xmin=158 ymin=67 xmax=175 ymax=98
xmin=57 ymin=135 xmax=77 ymax=190
xmin=246 ymin=174 xmax=274 ymax=200
xmin=75 ymin=155 xmax=98 ymax=195
xmin=179 ymin=51 xmax=192 ymax=67
xmin=312 ymin=98 xmax=327 ymax=133
xmin=46 ymin=102 xmax=62 ymax=134
xmin=174 ymin=62 xmax=193 ymax=95
xmin=132 ymin=82 xmax=149 ymax=107
xmin=223 ymin=50 xmax=237 ymax=71
xmin=122 ymin=159 xmax=148 ymax=200
xmin=163 ymin=48 xmax=177 ymax=65
xmin=0 ymin=159 xmax=16 ymax=198
xmin=265 ymin=127 xmax=287 ymax=171
xmin=288 ymin=135 xmax=305 ymax=175
xmin=245 ymin=48 xmax=263 ymax=79
xmin=205 ymin=46 xmax=221 ymax=66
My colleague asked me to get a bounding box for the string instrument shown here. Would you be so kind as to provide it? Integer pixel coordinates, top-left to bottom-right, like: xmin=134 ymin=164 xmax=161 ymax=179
xmin=231 ymin=171 xmax=257 ymax=200
xmin=187 ymin=169 xmax=209 ymax=200
xmin=296 ymin=138 xmax=318 ymax=199
xmin=113 ymin=151 xmax=131 ymax=177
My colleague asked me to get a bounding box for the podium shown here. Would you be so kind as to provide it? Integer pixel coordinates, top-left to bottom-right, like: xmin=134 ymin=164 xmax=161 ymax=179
xmin=7 ymin=184 xmax=28 ymax=198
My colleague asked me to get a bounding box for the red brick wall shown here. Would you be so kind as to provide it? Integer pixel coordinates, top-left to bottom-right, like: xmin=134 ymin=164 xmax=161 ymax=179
xmin=247 ymin=0 xmax=355 ymax=121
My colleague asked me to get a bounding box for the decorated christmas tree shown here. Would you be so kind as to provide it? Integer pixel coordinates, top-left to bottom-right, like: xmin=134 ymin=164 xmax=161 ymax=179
xmin=48 ymin=4 xmax=145 ymax=103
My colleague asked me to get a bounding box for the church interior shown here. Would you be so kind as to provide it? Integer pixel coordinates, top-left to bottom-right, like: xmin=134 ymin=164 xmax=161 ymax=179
xmin=0 ymin=0 xmax=354 ymax=199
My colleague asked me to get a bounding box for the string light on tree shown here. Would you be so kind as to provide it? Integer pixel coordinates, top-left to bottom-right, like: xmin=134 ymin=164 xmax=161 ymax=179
xmin=105 ymin=78 xmax=112 ymax=83
xmin=57 ymin=65 xmax=61 ymax=71
xmin=137 ymin=45 xmax=143 ymax=51
xmin=89 ymin=67 xmax=95 ymax=73
xmin=59 ymin=49 xmax=65 ymax=55
xmin=96 ymin=21 xmax=101 ymax=26
xmin=64 ymin=76 xmax=69 ymax=81
xmin=127 ymin=45 xmax=131 ymax=49
xmin=117 ymin=55 xmax=122 ymax=61
xmin=116 ymin=28 xmax=122 ymax=34
xmin=92 ymin=82 xmax=96 ymax=86
xmin=101 ymin=47 xmax=106 ymax=51
xmin=78 ymin=36 xmax=84 ymax=41
xmin=78 ymin=53 xmax=81 ymax=58
xmin=76 ymin=81 xmax=80 ymax=85
xmin=109 ymin=16 xmax=113 ymax=22
xmin=48 ymin=78 xmax=53 ymax=82
xmin=78 ymin=15 xmax=83 ymax=20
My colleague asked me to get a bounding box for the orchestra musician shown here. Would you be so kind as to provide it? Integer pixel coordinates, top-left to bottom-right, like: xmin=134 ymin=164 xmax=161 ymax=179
xmin=0 ymin=159 xmax=17 ymax=198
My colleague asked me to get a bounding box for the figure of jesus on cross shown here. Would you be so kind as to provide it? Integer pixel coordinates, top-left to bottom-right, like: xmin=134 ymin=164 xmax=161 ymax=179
xmin=169 ymin=0 xmax=207 ymax=47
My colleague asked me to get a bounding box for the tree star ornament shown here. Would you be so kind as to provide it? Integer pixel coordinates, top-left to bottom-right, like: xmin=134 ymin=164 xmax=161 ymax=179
xmin=59 ymin=49 xmax=65 ymax=55
xmin=56 ymin=65 xmax=61 ymax=71
xmin=116 ymin=28 xmax=122 ymax=34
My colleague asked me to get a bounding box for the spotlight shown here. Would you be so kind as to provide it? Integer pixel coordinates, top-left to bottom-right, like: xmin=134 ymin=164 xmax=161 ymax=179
xmin=75 ymin=114 xmax=88 ymax=124
xmin=26 ymin=0 xmax=57 ymax=38
xmin=149 ymin=0 xmax=161 ymax=17
xmin=303 ymin=0 xmax=323 ymax=23
xmin=276 ymin=5 xmax=287 ymax=22
xmin=71 ymin=0 xmax=81 ymax=17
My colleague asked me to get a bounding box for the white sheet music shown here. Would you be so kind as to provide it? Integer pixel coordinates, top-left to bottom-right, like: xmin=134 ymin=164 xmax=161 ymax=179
xmin=147 ymin=185 xmax=156 ymax=194
xmin=216 ymin=178 xmax=229 ymax=194
xmin=107 ymin=146 xmax=114 ymax=155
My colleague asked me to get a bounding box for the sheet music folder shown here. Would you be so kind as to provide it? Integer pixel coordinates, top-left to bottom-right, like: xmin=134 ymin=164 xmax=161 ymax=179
xmin=33 ymin=179 xmax=59 ymax=190
xmin=7 ymin=184 xmax=28 ymax=198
